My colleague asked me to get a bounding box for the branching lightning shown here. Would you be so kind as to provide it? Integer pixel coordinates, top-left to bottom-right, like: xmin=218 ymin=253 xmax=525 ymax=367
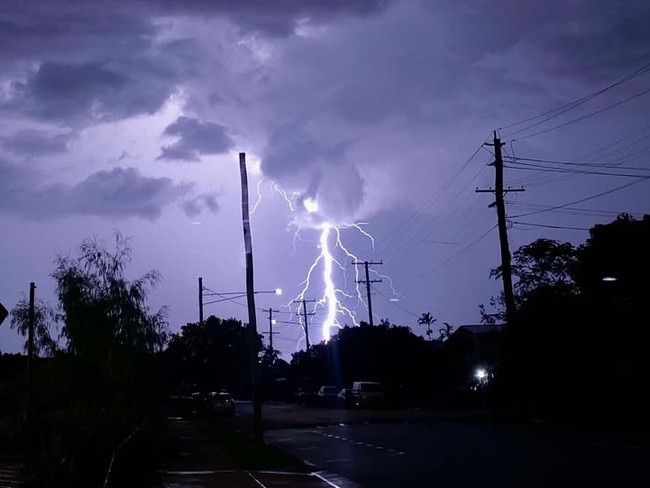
xmin=293 ymin=221 xmax=364 ymax=342
xmin=271 ymin=190 xmax=378 ymax=344
xmin=250 ymin=166 xmax=395 ymax=347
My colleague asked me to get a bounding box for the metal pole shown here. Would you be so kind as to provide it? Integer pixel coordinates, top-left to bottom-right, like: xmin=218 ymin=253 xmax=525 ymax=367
xmin=268 ymin=309 xmax=274 ymax=351
xmin=239 ymin=152 xmax=262 ymax=442
xmin=301 ymin=302 xmax=311 ymax=351
xmin=26 ymin=282 xmax=35 ymax=472
xmin=198 ymin=277 xmax=204 ymax=325
xmin=364 ymin=262 xmax=374 ymax=327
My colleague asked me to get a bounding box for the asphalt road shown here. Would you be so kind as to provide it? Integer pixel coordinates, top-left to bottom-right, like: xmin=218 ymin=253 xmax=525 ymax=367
xmin=237 ymin=403 xmax=649 ymax=488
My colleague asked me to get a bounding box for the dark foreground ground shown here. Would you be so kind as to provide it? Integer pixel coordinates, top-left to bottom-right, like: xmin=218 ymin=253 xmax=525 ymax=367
xmin=236 ymin=402 xmax=649 ymax=488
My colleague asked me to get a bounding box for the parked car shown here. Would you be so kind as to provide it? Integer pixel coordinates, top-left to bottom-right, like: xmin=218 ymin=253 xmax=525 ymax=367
xmin=336 ymin=388 xmax=353 ymax=408
xmin=317 ymin=385 xmax=339 ymax=406
xmin=207 ymin=391 xmax=235 ymax=416
xmin=351 ymin=381 xmax=384 ymax=408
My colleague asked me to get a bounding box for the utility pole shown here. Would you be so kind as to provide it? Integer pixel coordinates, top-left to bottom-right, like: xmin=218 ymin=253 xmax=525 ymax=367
xmin=198 ymin=276 xmax=204 ymax=325
xmin=26 ymin=282 xmax=35 ymax=473
xmin=262 ymin=308 xmax=279 ymax=351
xmin=294 ymin=299 xmax=315 ymax=350
xmin=354 ymin=261 xmax=383 ymax=327
xmin=238 ymin=152 xmax=262 ymax=442
xmin=476 ymin=131 xmax=524 ymax=325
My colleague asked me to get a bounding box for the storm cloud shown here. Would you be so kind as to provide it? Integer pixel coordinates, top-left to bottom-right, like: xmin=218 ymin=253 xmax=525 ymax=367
xmin=0 ymin=162 xmax=191 ymax=220
xmin=158 ymin=116 xmax=234 ymax=162
xmin=0 ymin=130 xmax=74 ymax=156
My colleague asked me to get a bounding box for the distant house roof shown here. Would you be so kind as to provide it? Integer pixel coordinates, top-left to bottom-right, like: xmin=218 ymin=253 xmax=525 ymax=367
xmin=445 ymin=324 xmax=506 ymax=361
xmin=454 ymin=324 xmax=506 ymax=335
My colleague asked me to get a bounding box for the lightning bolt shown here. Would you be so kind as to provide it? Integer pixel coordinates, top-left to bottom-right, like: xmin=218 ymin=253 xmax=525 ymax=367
xmin=251 ymin=172 xmax=264 ymax=214
xmin=267 ymin=186 xmax=382 ymax=345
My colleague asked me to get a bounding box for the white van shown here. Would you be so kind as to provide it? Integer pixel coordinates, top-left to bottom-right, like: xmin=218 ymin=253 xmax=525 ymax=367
xmin=351 ymin=381 xmax=384 ymax=408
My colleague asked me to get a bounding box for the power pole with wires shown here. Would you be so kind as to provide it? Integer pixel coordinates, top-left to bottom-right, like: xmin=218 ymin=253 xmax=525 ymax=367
xmin=262 ymin=308 xmax=279 ymax=351
xmin=198 ymin=276 xmax=204 ymax=325
xmin=354 ymin=261 xmax=383 ymax=326
xmin=476 ymin=131 xmax=524 ymax=325
xmin=293 ymin=299 xmax=315 ymax=350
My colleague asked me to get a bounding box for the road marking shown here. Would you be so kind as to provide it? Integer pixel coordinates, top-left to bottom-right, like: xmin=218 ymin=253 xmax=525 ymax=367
xmin=160 ymin=469 xmax=237 ymax=475
xmin=254 ymin=470 xmax=313 ymax=476
xmin=246 ymin=471 xmax=268 ymax=487
xmin=297 ymin=446 xmax=318 ymax=451
xmin=310 ymin=429 xmax=407 ymax=455
xmin=313 ymin=471 xmax=344 ymax=488
xmin=325 ymin=458 xmax=350 ymax=463
xmin=273 ymin=438 xmax=295 ymax=442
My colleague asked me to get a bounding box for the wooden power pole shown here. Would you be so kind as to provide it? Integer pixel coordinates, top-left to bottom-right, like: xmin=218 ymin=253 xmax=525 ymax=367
xmin=476 ymin=131 xmax=524 ymax=325
xmin=354 ymin=261 xmax=382 ymax=326
xmin=238 ymin=152 xmax=262 ymax=442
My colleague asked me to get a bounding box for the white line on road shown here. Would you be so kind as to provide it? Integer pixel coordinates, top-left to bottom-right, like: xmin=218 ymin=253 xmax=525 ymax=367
xmin=246 ymin=471 xmax=268 ymax=488
xmin=313 ymin=471 xmax=344 ymax=488
xmin=310 ymin=429 xmax=407 ymax=455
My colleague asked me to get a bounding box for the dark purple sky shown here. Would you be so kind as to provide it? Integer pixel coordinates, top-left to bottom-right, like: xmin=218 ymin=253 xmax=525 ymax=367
xmin=1 ymin=0 xmax=649 ymax=357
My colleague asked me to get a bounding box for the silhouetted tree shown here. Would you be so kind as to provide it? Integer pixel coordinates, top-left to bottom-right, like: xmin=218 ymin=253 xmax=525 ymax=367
xmin=437 ymin=322 xmax=454 ymax=342
xmin=492 ymin=238 xmax=578 ymax=298
xmin=480 ymin=238 xmax=577 ymax=322
xmin=164 ymin=316 xmax=262 ymax=397
xmin=10 ymin=298 xmax=57 ymax=356
xmin=417 ymin=312 xmax=436 ymax=340
xmin=486 ymin=214 xmax=650 ymax=431
xmin=52 ymin=233 xmax=168 ymax=358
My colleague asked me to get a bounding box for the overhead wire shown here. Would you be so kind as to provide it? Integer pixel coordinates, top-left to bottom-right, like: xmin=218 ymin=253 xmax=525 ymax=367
xmin=371 ymin=135 xmax=492 ymax=258
xmin=396 ymin=224 xmax=497 ymax=288
xmin=510 ymin=178 xmax=650 ymax=219
xmin=508 ymin=85 xmax=650 ymax=142
xmin=500 ymin=60 xmax=650 ymax=135
xmin=511 ymin=221 xmax=591 ymax=231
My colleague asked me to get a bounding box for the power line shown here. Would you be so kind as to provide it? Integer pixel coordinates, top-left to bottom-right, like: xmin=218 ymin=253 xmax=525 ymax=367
xmin=397 ymin=224 xmax=497 ymax=288
xmin=504 ymin=155 xmax=650 ymax=172
xmin=510 ymin=178 xmax=650 ymax=219
xmin=509 ymin=202 xmax=639 ymax=218
xmin=372 ymin=137 xmax=490 ymax=257
xmin=374 ymin=287 xmax=420 ymax=319
xmin=511 ymin=221 xmax=590 ymax=231
xmin=509 ymin=85 xmax=650 ymax=142
xmin=500 ymin=60 xmax=650 ymax=133
xmin=504 ymin=163 xmax=650 ymax=179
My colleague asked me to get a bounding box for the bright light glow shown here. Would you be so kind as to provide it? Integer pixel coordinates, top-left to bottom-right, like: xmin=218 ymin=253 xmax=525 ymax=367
xmin=475 ymin=368 xmax=488 ymax=380
xmin=275 ymin=288 xmax=283 ymax=295
xmin=272 ymin=319 xmax=277 ymax=325
xmin=602 ymin=276 xmax=618 ymax=282
xmin=303 ymin=198 xmax=319 ymax=213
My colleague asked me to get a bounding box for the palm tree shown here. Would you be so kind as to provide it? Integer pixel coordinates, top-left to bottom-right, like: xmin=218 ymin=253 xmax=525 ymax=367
xmin=417 ymin=312 xmax=436 ymax=340
xmin=438 ymin=322 xmax=454 ymax=342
